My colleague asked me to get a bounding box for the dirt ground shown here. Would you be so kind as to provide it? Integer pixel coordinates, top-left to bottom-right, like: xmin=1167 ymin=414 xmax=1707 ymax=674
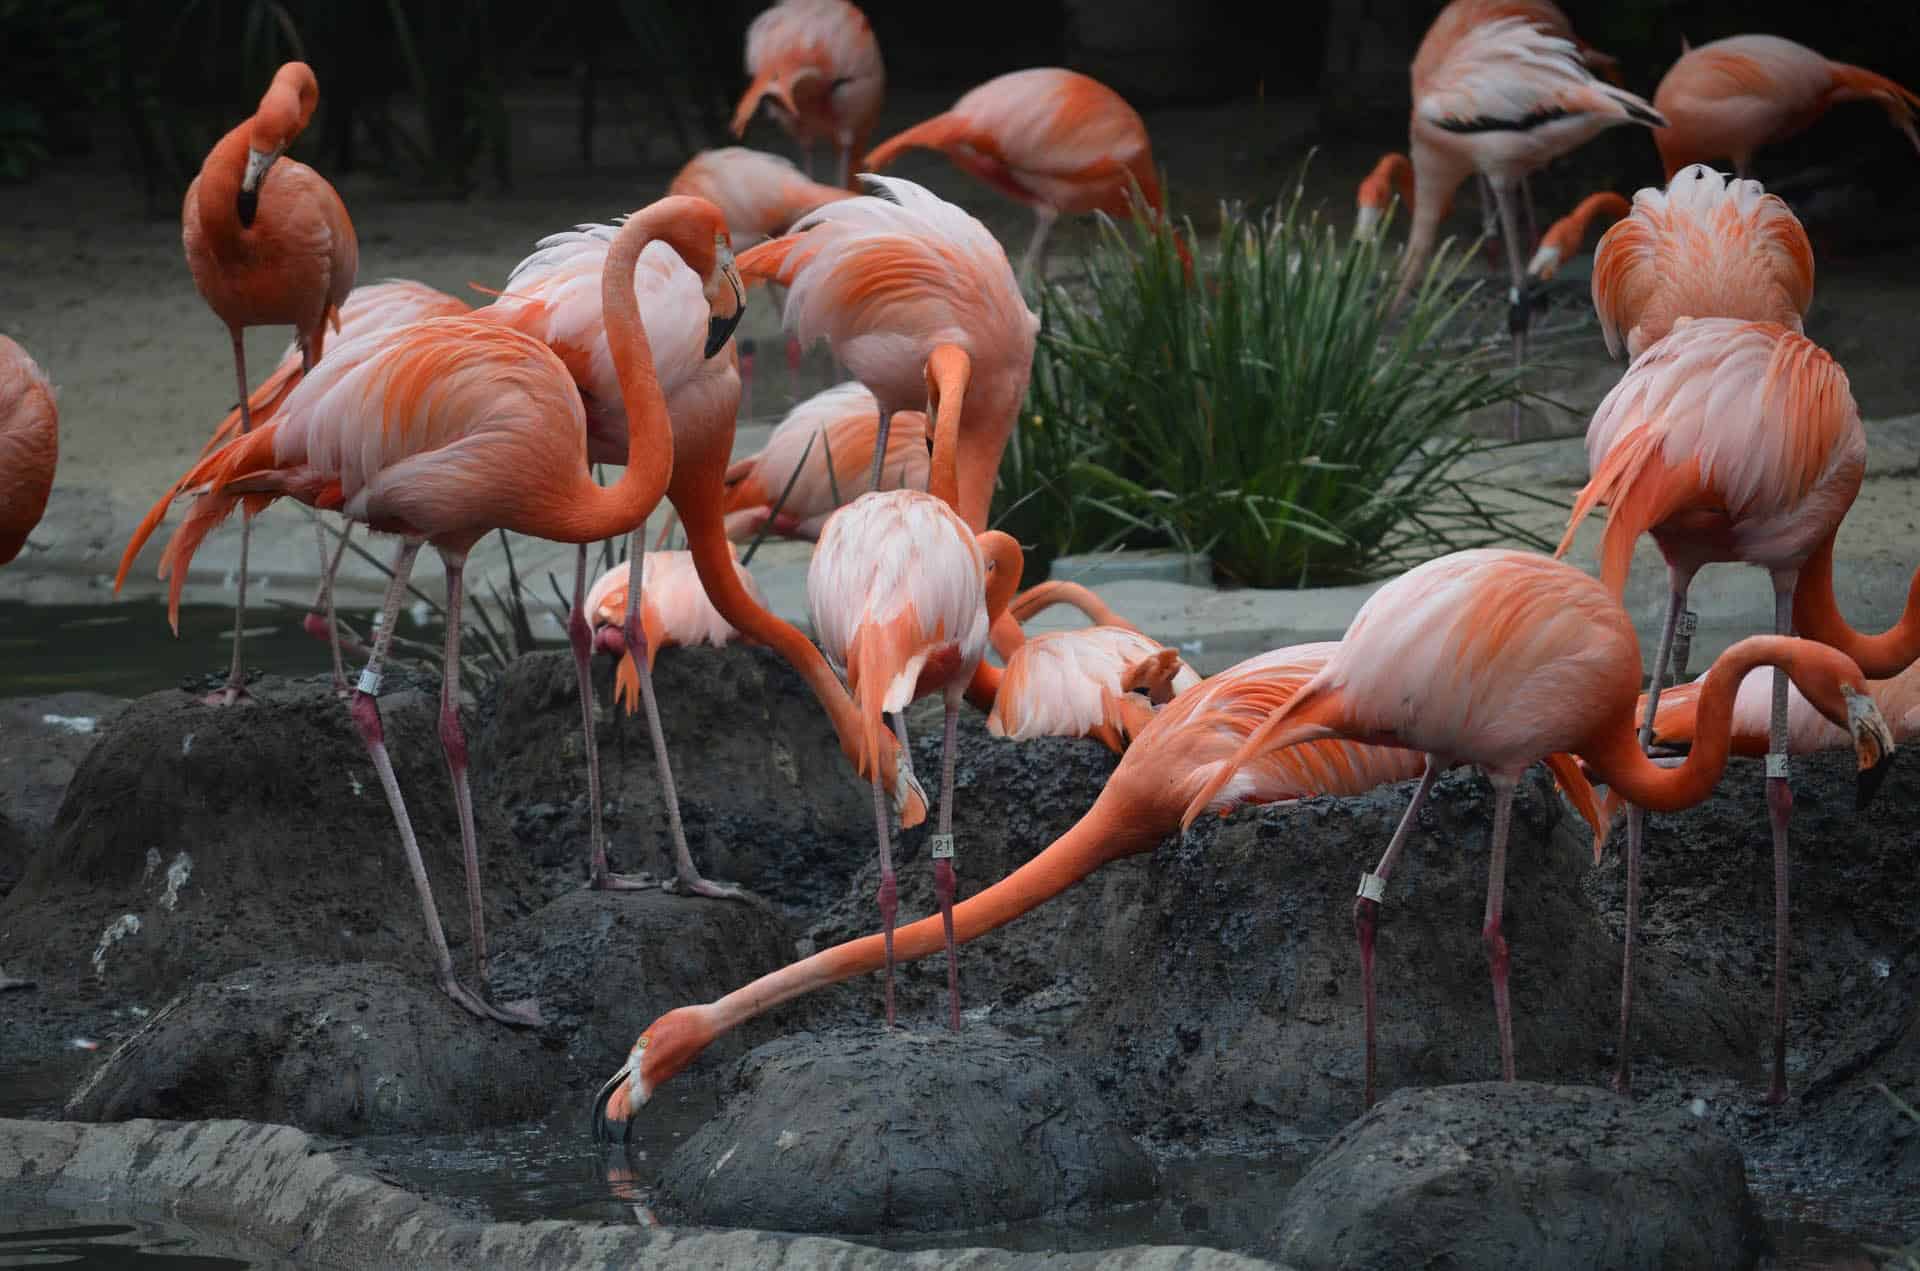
xmin=2 ymin=87 xmax=1917 ymax=614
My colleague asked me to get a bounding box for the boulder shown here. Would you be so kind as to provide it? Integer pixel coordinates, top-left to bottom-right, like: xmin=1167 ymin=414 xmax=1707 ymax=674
xmin=63 ymin=960 xmax=565 ymax=1135
xmin=0 ymin=691 xmax=126 ymax=897
xmin=1267 ymin=1082 xmax=1766 ymax=1270
xmin=474 ymin=647 xmax=870 ymax=913
xmin=657 ymin=1027 xmax=1158 ymax=1234
xmin=0 ymin=676 xmax=542 ymax=997
xmin=485 ymin=887 xmax=795 ymax=1076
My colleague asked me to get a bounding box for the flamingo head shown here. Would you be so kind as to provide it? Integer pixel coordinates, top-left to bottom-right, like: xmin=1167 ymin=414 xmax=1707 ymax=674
xmin=240 ymin=63 xmax=319 ymax=228
xmin=1843 ymin=684 xmax=1897 ymax=807
xmin=1789 ymin=642 xmax=1897 ymax=806
xmin=593 ymin=1007 xmax=712 ymax=1144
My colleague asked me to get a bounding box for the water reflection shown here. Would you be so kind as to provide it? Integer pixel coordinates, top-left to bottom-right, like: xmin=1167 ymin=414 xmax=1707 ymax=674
xmin=0 ymin=1220 xmax=252 ymax=1268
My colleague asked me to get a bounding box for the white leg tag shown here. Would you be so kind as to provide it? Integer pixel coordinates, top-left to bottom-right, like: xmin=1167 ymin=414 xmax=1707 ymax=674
xmin=929 ymin=833 xmax=955 ymax=861
xmin=1357 ymin=872 xmax=1387 ymax=902
xmin=357 ymin=669 xmax=383 ymax=696
xmin=1676 ymin=610 xmax=1698 ymax=637
xmin=1766 ymin=753 xmax=1790 ymax=779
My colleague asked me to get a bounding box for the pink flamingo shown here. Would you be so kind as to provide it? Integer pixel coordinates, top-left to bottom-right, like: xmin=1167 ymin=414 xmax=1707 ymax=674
xmin=181 ymin=61 xmax=357 ymax=705
xmin=582 ymin=548 xmax=762 ymax=711
xmin=1652 ymin=35 xmax=1920 ymax=179
xmin=863 ymin=68 xmax=1167 ymax=282
xmin=1590 ymin=165 xmax=1813 ymax=361
xmin=981 ymin=626 xmax=1199 ymax=754
xmin=1398 ymin=19 xmax=1664 ymax=433
xmin=720 ymin=382 xmax=929 ymax=542
xmin=594 ymin=641 xmax=1481 ymax=1137
xmin=732 ymin=0 xmax=884 ymax=188
xmin=1354 ymin=153 xmax=1417 ymax=241
xmin=1557 ymin=318 xmax=1868 ymax=1101
xmin=116 ymin=197 xmax=742 ymax=1025
xmin=1525 ymin=191 xmax=1629 ymax=282
xmin=807 ymin=405 xmax=1023 ymax=1026
xmin=0 ymin=337 xmax=59 ymax=567
xmin=1182 ymin=549 xmax=1893 ymax=1107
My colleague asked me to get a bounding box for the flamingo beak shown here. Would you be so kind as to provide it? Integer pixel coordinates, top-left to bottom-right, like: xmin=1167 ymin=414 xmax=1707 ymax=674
xmin=1845 ymin=686 xmax=1896 ymax=809
xmin=706 ymin=259 xmax=746 ymax=359
xmin=237 ymin=146 xmax=279 ymax=228
xmin=592 ymin=1068 xmax=633 ymax=1145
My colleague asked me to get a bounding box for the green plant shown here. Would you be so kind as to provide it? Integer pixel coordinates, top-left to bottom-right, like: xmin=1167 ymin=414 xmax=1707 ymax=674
xmin=994 ymin=175 xmax=1558 ymax=588
xmin=1868 ymin=1081 xmax=1920 ymax=1269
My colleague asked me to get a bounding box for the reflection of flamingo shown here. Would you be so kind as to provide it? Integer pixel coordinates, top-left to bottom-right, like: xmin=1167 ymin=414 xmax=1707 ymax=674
xmin=1183 ymin=549 xmax=1893 ymax=1107
xmin=0 ymin=336 xmax=58 ymax=567
xmin=982 ymin=626 xmax=1199 ymax=753
xmin=1652 ymin=35 xmax=1920 ymax=178
xmin=732 ymin=0 xmax=884 ymax=188
xmin=118 ymin=198 xmax=743 ymax=1027
xmin=593 ymin=640 xmax=1446 ymax=1136
xmin=864 ymin=68 xmax=1167 ymax=282
xmin=1525 ymin=191 xmax=1628 ymax=282
xmin=1557 ymin=320 xmax=1870 ymax=1101
xmin=720 ymin=382 xmax=928 ymax=541
xmin=182 ymin=61 xmax=357 ymax=705
xmin=582 ymin=549 xmax=761 ymax=711
xmin=1590 ymin=166 xmax=1813 ymax=361
xmin=194 ymin=280 xmax=470 ymax=690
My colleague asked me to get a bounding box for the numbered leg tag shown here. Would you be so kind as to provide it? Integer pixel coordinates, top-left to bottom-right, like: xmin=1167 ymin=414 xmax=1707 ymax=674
xmin=1766 ymin=753 xmax=1790 ymax=779
xmin=929 ymin=833 xmax=956 ymax=861
xmin=1676 ymin=611 xmax=1698 ymax=637
xmin=357 ymin=669 xmax=383 ymax=696
xmin=1357 ymin=871 xmax=1387 ymax=902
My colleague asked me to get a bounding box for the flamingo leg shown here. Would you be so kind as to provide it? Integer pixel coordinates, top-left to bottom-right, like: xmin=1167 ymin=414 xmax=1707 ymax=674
xmin=1477 ymin=174 xmax=1503 ymax=272
xmin=1019 ymin=206 xmax=1059 ymax=287
xmin=933 ymin=690 xmax=963 ymax=1031
xmin=1483 ymin=772 xmax=1519 ymax=1082
xmin=1671 ymin=608 xmax=1700 ymax=684
xmin=867 ymin=409 xmax=894 ymax=493
xmin=871 ymin=773 xmax=898 ymax=1028
xmin=211 ymin=327 xmax=256 ymax=707
xmin=347 ymin=540 xmax=534 ymax=1026
xmin=304 ymin=519 xmax=356 ymax=693
xmin=567 ymin=542 xmax=627 ymax=891
xmin=438 ymin=552 xmax=495 ymax=992
xmin=625 ymin=528 xmax=749 ymax=901
xmin=1521 ymin=175 xmax=1539 ymax=251
xmin=1491 ymin=179 xmax=1532 ymax=440
xmin=890 ymin=711 xmax=916 ymax=790
xmin=1765 ymin=580 xmax=1795 ymax=1105
xmin=835 ymin=141 xmax=851 ymax=191
xmin=1616 ymin=575 xmax=1689 ymax=1096
xmin=1355 ymin=756 xmax=1441 ymax=1108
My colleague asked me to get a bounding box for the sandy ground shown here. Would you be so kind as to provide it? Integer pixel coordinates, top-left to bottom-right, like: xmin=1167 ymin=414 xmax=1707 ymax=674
xmin=2 ymin=87 xmax=1917 ymax=624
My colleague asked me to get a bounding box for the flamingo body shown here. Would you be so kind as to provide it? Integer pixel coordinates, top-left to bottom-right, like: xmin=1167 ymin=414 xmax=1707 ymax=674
xmin=0 ymin=337 xmax=58 ymax=566
xmin=733 ymin=0 xmax=884 ymax=186
xmin=722 ymin=381 xmax=929 ymax=538
xmin=1647 ymin=661 xmax=1920 ymax=757
xmin=585 ymin=550 xmax=759 ymax=667
xmin=1411 ymin=0 xmax=1620 ymax=95
xmin=986 ymin=627 xmax=1200 ymax=753
xmin=670 ymin=147 xmax=856 ymax=247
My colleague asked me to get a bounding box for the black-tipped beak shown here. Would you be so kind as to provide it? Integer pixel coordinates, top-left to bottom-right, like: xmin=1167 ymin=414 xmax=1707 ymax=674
xmin=1858 ymin=751 xmax=1893 ymax=811
xmin=592 ymin=1068 xmax=632 ymax=1145
xmin=236 ymin=189 xmax=259 ymax=229
xmin=705 ymin=269 xmax=746 ymax=359
xmin=1845 ymin=687 xmax=1897 ymax=812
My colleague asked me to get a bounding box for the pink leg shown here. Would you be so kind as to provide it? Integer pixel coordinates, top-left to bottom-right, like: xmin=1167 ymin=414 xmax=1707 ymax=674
xmin=210 ymin=327 xmax=256 ymax=707
xmin=303 ymin=519 xmax=356 ymax=694
xmin=346 ymin=539 xmax=534 ymax=1026
xmin=867 ymin=410 xmax=893 ymax=493
xmin=872 ymin=774 xmax=898 ymax=1028
xmin=1483 ymin=773 xmax=1519 ymax=1082
xmin=1355 ymin=756 xmax=1441 ymax=1108
xmin=1764 ymin=581 xmax=1795 ymax=1105
xmin=933 ymin=691 xmax=963 ymax=1030
xmin=786 ymin=335 xmax=803 ymax=376
xmin=570 ymin=542 xmax=633 ymax=891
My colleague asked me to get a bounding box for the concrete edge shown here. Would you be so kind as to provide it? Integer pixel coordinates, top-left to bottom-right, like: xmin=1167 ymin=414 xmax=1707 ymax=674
xmin=0 ymin=1117 xmax=1280 ymax=1270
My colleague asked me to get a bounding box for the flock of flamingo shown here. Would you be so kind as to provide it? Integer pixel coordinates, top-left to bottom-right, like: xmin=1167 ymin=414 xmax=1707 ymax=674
xmin=1 ymin=0 xmax=1918 ymax=1155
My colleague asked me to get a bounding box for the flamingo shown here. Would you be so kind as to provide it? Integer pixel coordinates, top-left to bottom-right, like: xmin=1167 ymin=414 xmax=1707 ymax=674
xmin=731 ymin=0 xmax=884 ymax=189
xmin=862 ymin=68 xmax=1168 ymax=282
xmin=592 ymin=641 xmax=1475 ymax=1138
xmin=981 ymin=626 xmax=1200 ymax=754
xmin=1638 ymin=660 xmax=1920 ymax=761
xmin=115 ymin=197 xmax=743 ymax=1025
xmin=1652 ymin=35 xmax=1920 ymax=179
xmin=1003 ymin=579 xmax=1144 ymax=633
xmin=1354 ymin=153 xmax=1417 ymax=241
xmin=1556 ymin=319 xmax=1867 ymax=1101
xmin=1791 ymin=535 xmax=1920 ymax=680
xmin=1181 ymin=549 xmax=1894 ymax=1107
xmin=181 ymin=61 xmax=358 ymax=705
xmin=669 ymin=147 xmax=856 ymax=247
xmin=190 ymin=280 xmax=471 ymax=690
xmin=0 ymin=337 xmax=59 ymax=568
xmin=720 ymin=381 xmax=929 ymax=542
xmin=1397 ymin=18 xmax=1664 ymax=434
xmin=1525 ymin=191 xmax=1629 ymax=282
xmin=1590 ymin=165 xmax=1813 ymax=361
xmin=582 ymin=549 xmax=762 ymax=710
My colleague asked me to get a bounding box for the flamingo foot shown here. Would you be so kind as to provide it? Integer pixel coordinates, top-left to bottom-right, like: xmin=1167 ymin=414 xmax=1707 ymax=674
xmin=438 ymin=972 xmax=544 ymax=1027
xmin=590 ymin=870 xmax=656 ymax=892
xmin=201 ymin=680 xmax=254 ymax=708
xmin=661 ymin=873 xmax=754 ymax=902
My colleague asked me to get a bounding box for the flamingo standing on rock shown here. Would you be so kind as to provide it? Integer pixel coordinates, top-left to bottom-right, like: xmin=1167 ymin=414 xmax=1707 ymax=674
xmin=1557 ymin=319 xmax=1867 ymax=1101
xmin=1652 ymin=35 xmax=1920 ymax=179
xmin=181 ymin=61 xmax=357 ymax=705
xmin=720 ymin=382 xmax=929 ymax=542
xmin=0 ymin=337 xmax=59 ymax=568
xmin=116 ymin=197 xmax=745 ymax=1027
xmin=582 ymin=549 xmax=762 ymax=710
xmin=732 ymin=0 xmax=884 ymax=189
xmin=1182 ymin=549 xmax=1895 ymax=1108
xmin=1525 ymin=191 xmax=1629 ymax=282
xmin=863 ymin=68 xmax=1169 ymax=283
xmin=982 ymin=626 xmax=1200 ymax=754
xmin=593 ymin=642 xmax=1463 ymax=1137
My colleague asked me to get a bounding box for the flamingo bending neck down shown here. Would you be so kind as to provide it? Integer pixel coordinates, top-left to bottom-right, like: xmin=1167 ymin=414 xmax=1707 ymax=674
xmin=1526 ymin=191 xmax=1629 ymax=282
xmin=1793 ymin=533 xmax=1920 ymax=681
xmin=731 ymin=0 xmax=884 ymax=188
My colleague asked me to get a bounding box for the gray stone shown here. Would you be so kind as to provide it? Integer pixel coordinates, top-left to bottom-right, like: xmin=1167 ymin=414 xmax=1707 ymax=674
xmin=659 ymin=1028 xmax=1159 ymax=1234
xmin=1267 ymin=1082 xmax=1766 ymax=1270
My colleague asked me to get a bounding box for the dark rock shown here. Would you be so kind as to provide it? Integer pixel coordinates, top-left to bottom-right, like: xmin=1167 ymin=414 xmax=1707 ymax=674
xmin=0 ymin=691 xmax=126 ymax=896
xmin=63 ymin=960 xmax=564 ymax=1135
xmin=1267 ymin=1082 xmax=1766 ymax=1270
xmin=485 ymin=888 xmax=794 ymax=1076
xmin=473 ymin=647 xmax=870 ymax=913
xmin=0 ymin=676 xmax=541 ymax=998
xmin=657 ymin=1027 xmax=1158 ymax=1234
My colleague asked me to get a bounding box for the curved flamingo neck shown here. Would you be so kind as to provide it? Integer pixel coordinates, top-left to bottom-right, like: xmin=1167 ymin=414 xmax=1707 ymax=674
xmin=191 ymin=124 xmax=253 ymax=255
xmin=701 ymin=797 xmax=1155 ymax=1040
xmin=1583 ymin=635 xmax=1804 ymax=812
xmin=925 ymin=344 xmax=969 ymax=510
xmin=1793 ymin=532 xmax=1920 ymax=679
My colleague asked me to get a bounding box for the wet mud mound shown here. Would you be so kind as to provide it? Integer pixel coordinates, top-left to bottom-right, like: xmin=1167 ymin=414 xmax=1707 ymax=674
xmin=64 ymin=960 xmax=565 ymax=1135
xmin=658 ymin=1027 xmax=1158 ymax=1235
xmin=0 ymin=676 xmax=542 ymax=999
xmin=486 ymin=888 xmax=795 ymax=1076
xmin=475 ymin=648 xmax=871 ymax=912
xmin=1269 ymin=1082 xmax=1765 ymax=1270
xmin=0 ymin=691 xmax=126 ymax=897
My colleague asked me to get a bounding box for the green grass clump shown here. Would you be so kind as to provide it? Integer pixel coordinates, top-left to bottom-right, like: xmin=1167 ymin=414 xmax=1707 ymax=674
xmin=993 ymin=175 xmax=1551 ymax=588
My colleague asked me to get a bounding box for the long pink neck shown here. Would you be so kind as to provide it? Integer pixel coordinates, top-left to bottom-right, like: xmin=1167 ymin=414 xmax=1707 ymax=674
xmin=699 ymin=799 xmax=1156 ymax=1038
xmin=1582 ymin=636 xmax=1814 ymax=812
xmin=191 ymin=123 xmax=253 ymax=257
xmin=1793 ymin=532 xmax=1920 ymax=679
